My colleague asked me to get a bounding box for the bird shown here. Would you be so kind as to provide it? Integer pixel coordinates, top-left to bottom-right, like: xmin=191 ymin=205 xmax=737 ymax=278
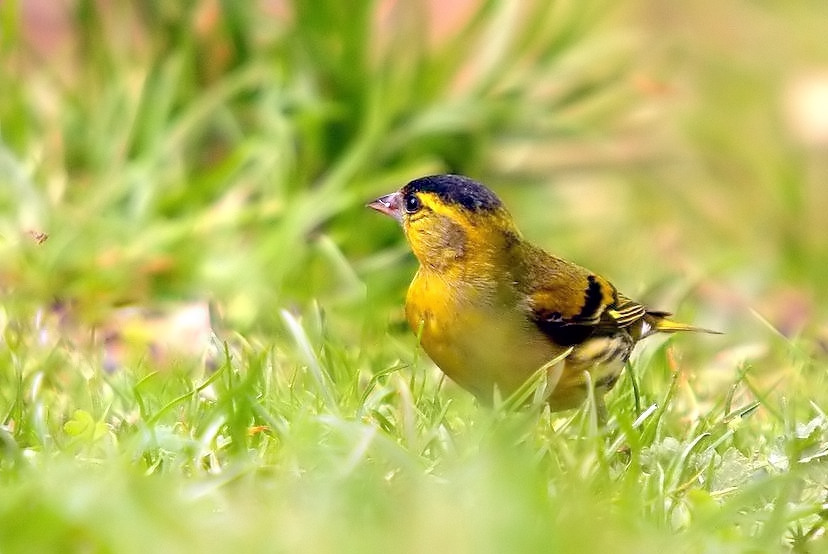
xmin=368 ymin=174 xmax=718 ymax=416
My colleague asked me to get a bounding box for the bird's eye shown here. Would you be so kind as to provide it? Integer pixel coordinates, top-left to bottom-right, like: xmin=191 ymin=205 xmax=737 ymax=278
xmin=404 ymin=194 xmax=421 ymax=214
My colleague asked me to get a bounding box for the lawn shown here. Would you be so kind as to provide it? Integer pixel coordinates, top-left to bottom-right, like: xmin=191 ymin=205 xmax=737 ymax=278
xmin=1 ymin=1 xmax=827 ymax=552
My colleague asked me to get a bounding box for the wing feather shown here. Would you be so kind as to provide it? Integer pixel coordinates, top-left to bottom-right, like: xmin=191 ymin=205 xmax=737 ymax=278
xmin=520 ymin=250 xmax=648 ymax=346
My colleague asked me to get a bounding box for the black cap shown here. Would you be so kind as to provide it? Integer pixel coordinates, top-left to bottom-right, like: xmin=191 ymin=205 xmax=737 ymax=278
xmin=402 ymin=175 xmax=503 ymax=213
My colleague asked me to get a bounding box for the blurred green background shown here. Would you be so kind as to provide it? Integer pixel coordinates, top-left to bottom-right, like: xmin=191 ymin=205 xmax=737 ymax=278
xmin=1 ymin=1 xmax=827 ymax=552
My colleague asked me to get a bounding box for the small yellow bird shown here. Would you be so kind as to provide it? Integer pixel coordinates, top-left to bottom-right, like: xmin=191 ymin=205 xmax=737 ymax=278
xmin=369 ymin=174 xmax=717 ymax=414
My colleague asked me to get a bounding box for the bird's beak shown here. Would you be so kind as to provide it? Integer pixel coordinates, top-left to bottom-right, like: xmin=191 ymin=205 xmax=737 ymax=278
xmin=367 ymin=191 xmax=403 ymax=223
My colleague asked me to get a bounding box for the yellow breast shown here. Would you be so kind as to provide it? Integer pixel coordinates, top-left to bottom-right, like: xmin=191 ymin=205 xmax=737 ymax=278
xmin=405 ymin=267 xmax=565 ymax=402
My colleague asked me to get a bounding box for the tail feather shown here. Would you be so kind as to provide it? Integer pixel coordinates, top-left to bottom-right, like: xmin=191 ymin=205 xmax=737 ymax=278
xmin=640 ymin=311 xmax=722 ymax=339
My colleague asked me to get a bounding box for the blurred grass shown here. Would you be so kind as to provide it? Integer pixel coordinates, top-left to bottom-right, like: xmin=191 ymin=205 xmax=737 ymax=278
xmin=1 ymin=0 xmax=828 ymax=552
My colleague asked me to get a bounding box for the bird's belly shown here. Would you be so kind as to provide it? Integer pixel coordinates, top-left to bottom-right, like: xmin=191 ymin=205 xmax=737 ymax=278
xmin=405 ymin=284 xmax=561 ymax=402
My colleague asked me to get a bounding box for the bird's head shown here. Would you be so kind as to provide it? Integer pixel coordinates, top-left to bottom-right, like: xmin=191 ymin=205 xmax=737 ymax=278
xmin=368 ymin=175 xmax=521 ymax=272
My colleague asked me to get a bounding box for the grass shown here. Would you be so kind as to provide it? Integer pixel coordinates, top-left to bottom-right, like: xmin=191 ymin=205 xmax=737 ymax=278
xmin=2 ymin=0 xmax=828 ymax=552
